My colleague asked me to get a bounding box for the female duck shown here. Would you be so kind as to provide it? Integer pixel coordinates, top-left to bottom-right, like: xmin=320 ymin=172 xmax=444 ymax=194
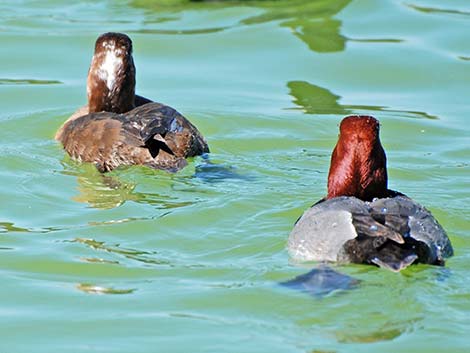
xmin=288 ymin=115 xmax=453 ymax=271
xmin=56 ymin=32 xmax=209 ymax=172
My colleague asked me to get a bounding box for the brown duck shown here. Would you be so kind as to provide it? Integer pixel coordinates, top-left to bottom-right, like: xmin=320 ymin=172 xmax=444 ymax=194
xmin=56 ymin=32 xmax=209 ymax=172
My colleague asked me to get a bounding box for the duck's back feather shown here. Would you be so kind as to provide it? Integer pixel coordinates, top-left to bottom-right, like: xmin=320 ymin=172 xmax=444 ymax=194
xmin=58 ymin=102 xmax=209 ymax=172
xmin=55 ymin=94 xmax=152 ymax=141
xmin=288 ymin=195 xmax=453 ymax=271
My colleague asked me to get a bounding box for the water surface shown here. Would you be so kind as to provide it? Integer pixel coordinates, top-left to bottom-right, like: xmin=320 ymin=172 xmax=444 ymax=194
xmin=0 ymin=0 xmax=469 ymax=352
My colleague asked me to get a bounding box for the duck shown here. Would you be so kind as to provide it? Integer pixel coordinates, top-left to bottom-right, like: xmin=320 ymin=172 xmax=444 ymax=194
xmin=56 ymin=32 xmax=209 ymax=172
xmin=288 ymin=115 xmax=453 ymax=271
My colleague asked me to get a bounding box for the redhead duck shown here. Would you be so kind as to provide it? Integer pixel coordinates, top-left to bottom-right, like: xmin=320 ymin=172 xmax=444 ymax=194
xmin=288 ymin=116 xmax=453 ymax=271
xmin=56 ymin=32 xmax=209 ymax=172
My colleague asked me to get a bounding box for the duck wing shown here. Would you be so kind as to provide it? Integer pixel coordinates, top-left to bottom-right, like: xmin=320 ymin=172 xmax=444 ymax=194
xmin=288 ymin=195 xmax=452 ymax=271
xmin=121 ymin=102 xmax=209 ymax=158
xmin=343 ymin=195 xmax=452 ymax=270
xmin=368 ymin=196 xmax=453 ymax=265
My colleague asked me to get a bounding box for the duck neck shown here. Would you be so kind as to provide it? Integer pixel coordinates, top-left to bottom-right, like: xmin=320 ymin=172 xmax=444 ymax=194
xmin=327 ymin=135 xmax=388 ymax=201
xmin=87 ymin=48 xmax=136 ymax=114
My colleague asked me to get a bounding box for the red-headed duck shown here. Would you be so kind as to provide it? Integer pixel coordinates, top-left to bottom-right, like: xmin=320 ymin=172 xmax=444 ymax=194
xmin=56 ymin=32 xmax=209 ymax=172
xmin=288 ymin=115 xmax=453 ymax=271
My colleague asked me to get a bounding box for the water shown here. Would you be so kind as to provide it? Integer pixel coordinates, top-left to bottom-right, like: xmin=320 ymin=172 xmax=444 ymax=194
xmin=0 ymin=0 xmax=469 ymax=352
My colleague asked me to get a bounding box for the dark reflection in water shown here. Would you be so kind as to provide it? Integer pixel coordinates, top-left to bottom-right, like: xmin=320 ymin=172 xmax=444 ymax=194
xmin=131 ymin=0 xmax=409 ymax=56
xmin=0 ymin=78 xmax=62 ymax=85
xmin=76 ymin=283 xmax=136 ymax=295
xmin=194 ymin=156 xmax=252 ymax=183
xmin=283 ymin=17 xmax=346 ymax=53
xmin=81 ymin=257 xmax=120 ymax=265
xmin=132 ymin=0 xmax=352 ymax=53
xmin=74 ymin=174 xmax=193 ymax=210
xmin=61 ymin=162 xmax=194 ymax=209
xmin=0 ymin=221 xmax=30 ymax=233
xmin=287 ymin=80 xmax=438 ymax=119
xmin=351 ymin=38 xmax=403 ymax=43
xmin=72 ymin=237 xmax=171 ymax=266
xmin=335 ymin=325 xmax=404 ymax=343
xmin=0 ymin=221 xmax=59 ymax=234
xmin=72 ymin=174 xmax=139 ymax=209
xmin=133 ymin=27 xmax=230 ymax=35
xmin=240 ymin=0 xmax=351 ymax=53
xmin=406 ymin=3 xmax=470 ymax=17
xmin=61 ymin=156 xmax=248 ymax=208
xmin=280 ymin=266 xmax=359 ymax=298
xmin=334 ymin=317 xmax=421 ymax=343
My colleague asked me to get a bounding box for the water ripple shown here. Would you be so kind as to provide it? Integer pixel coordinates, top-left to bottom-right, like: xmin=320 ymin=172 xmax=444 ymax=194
xmin=72 ymin=238 xmax=172 ymax=266
xmin=76 ymin=283 xmax=136 ymax=295
xmin=406 ymin=3 xmax=470 ymax=17
xmin=0 ymin=78 xmax=62 ymax=85
xmin=130 ymin=27 xmax=230 ymax=35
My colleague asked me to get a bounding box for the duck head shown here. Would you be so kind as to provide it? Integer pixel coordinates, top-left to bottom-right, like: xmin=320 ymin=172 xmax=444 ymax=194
xmin=327 ymin=115 xmax=388 ymax=201
xmin=87 ymin=32 xmax=136 ymax=114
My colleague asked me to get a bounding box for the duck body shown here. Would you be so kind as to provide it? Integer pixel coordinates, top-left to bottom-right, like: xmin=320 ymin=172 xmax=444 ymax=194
xmin=288 ymin=194 xmax=453 ymax=271
xmin=56 ymin=32 xmax=209 ymax=172
xmin=58 ymin=102 xmax=209 ymax=172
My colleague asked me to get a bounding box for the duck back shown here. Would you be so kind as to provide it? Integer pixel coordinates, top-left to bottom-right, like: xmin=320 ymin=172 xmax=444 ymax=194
xmin=288 ymin=195 xmax=453 ymax=271
xmin=59 ymin=102 xmax=209 ymax=172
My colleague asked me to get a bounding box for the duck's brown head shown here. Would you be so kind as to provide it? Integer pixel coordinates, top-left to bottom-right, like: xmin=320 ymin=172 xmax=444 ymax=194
xmin=327 ymin=115 xmax=388 ymax=201
xmin=87 ymin=32 xmax=136 ymax=114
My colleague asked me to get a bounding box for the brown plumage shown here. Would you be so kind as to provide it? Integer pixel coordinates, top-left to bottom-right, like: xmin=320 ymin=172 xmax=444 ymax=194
xmin=60 ymin=103 xmax=208 ymax=172
xmin=87 ymin=32 xmax=136 ymax=114
xmin=56 ymin=32 xmax=209 ymax=172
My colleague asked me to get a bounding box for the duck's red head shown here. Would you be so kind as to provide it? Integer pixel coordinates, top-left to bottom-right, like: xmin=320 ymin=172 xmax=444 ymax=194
xmin=87 ymin=32 xmax=136 ymax=114
xmin=327 ymin=115 xmax=388 ymax=201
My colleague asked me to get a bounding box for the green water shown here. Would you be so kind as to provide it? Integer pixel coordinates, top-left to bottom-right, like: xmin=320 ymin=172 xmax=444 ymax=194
xmin=0 ymin=0 xmax=469 ymax=352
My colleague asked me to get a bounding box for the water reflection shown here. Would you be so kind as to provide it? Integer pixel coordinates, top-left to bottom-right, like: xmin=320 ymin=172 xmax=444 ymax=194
xmin=0 ymin=78 xmax=62 ymax=85
xmin=406 ymin=3 xmax=470 ymax=17
xmin=81 ymin=257 xmax=120 ymax=265
xmin=133 ymin=27 xmax=230 ymax=35
xmin=334 ymin=317 xmax=421 ymax=343
xmin=0 ymin=221 xmax=30 ymax=233
xmin=281 ymin=266 xmax=359 ymax=298
xmin=287 ymin=80 xmax=438 ymax=119
xmin=61 ymin=163 xmax=194 ymax=209
xmin=62 ymin=155 xmax=248 ymax=208
xmin=72 ymin=173 xmax=139 ymax=209
xmin=76 ymin=283 xmax=136 ymax=295
xmin=0 ymin=221 xmax=59 ymax=234
xmin=131 ymin=0 xmax=352 ymax=53
xmin=194 ymin=156 xmax=252 ymax=183
xmin=73 ymin=237 xmax=171 ymax=266
xmin=335 ymin=325 xmax=404 ymax=343
xmin=241 ymin=0 xmax=351 ymax=53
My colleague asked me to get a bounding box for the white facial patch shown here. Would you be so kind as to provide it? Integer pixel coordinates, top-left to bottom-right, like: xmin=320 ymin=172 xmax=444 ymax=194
xmin=97 ymin=41 xmax=124 ymax=92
